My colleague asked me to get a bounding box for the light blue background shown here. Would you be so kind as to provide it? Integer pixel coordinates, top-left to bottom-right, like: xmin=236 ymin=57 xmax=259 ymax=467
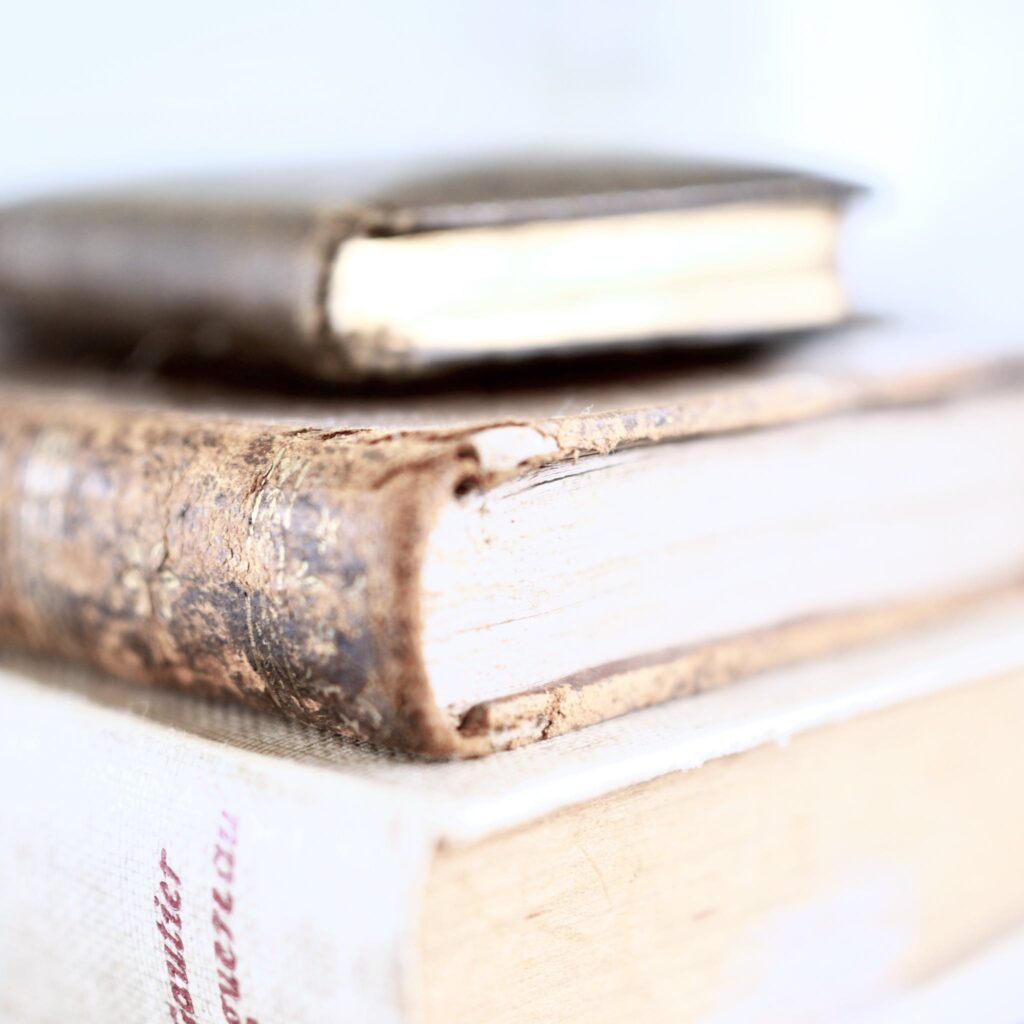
xmin=2 ymin=0 xmax=1020 ymax=333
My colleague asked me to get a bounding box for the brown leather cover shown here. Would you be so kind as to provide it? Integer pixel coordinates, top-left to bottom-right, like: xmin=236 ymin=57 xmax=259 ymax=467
xmin=0 ymin=328 xmax=1020 ymax=756
xmin=0 ymin=157 xmax=858 ymax=380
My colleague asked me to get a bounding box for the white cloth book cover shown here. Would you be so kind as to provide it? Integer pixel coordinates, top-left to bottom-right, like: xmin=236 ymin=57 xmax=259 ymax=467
xmin=1 ymin=595 xmax=1024 ymax=1023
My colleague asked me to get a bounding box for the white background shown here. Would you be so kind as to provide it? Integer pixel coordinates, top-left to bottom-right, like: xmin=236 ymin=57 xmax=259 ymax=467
xmin=2 ymin=0 xmax=1021 ymax=334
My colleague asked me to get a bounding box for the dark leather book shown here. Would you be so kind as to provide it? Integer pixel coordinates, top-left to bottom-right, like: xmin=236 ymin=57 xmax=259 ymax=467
xmin=0 ymin=156 xmax=858 ymax=380
xmin=1 ymin=325 xmax=1022 ymax=756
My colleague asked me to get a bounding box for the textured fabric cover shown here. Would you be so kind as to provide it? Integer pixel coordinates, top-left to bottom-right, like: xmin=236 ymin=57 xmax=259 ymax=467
xmin=1 ymin=595 xmax=1023 ymax=1022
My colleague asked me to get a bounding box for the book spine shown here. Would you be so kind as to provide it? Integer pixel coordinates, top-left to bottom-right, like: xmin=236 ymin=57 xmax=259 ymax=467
xmin=0 ymin=667 xmax=433 ymax=1024
xmin=0 ymin=401 xmax=471 ymax=754
xmin=0 ymin=202 xmax=365 ymax=376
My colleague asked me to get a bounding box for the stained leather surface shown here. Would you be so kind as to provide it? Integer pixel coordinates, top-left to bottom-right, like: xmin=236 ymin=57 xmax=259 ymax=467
xmin=0 ymin=327 xmax=1016 ymax=756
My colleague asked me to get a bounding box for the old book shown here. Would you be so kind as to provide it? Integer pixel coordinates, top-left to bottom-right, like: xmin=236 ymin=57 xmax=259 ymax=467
xmin=2 ymin=595 xmax=1024 ymax=1024
xmin=1 ymin=326 xmax=1023 ymax=756
xmin=0 ymin=157 xmax=857 ymax=379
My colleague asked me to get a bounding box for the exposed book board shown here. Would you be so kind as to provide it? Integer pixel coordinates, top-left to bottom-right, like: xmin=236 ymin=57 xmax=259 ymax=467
xmin=1 ymin=596 xmax=1024 ymax=1023
xmin=0 ymin=157 xmax=856 ymax=379
xmin=0 ymin=327 xmax=1022 ymax=755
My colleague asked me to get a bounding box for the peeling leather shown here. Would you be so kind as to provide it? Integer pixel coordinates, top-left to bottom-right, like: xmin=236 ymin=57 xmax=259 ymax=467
xmin=0 ymin=407 xmax=474 ymax=754
xmin=0 ymin=333 xmax=1022 ymax=756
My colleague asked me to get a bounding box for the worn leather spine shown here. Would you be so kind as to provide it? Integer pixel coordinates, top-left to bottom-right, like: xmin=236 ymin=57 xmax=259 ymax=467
xmin=1 ymin=331 xmax=1021 ymax=756
xmin=0 ymin=404 xmax=476 ymax=754
xmin=0 ymin=200 xmax=368 ymax=377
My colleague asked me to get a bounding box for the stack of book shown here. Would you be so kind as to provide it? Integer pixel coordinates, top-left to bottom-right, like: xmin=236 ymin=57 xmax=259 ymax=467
xmin=0 ymin=157 xmax=1021 ymax=1023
